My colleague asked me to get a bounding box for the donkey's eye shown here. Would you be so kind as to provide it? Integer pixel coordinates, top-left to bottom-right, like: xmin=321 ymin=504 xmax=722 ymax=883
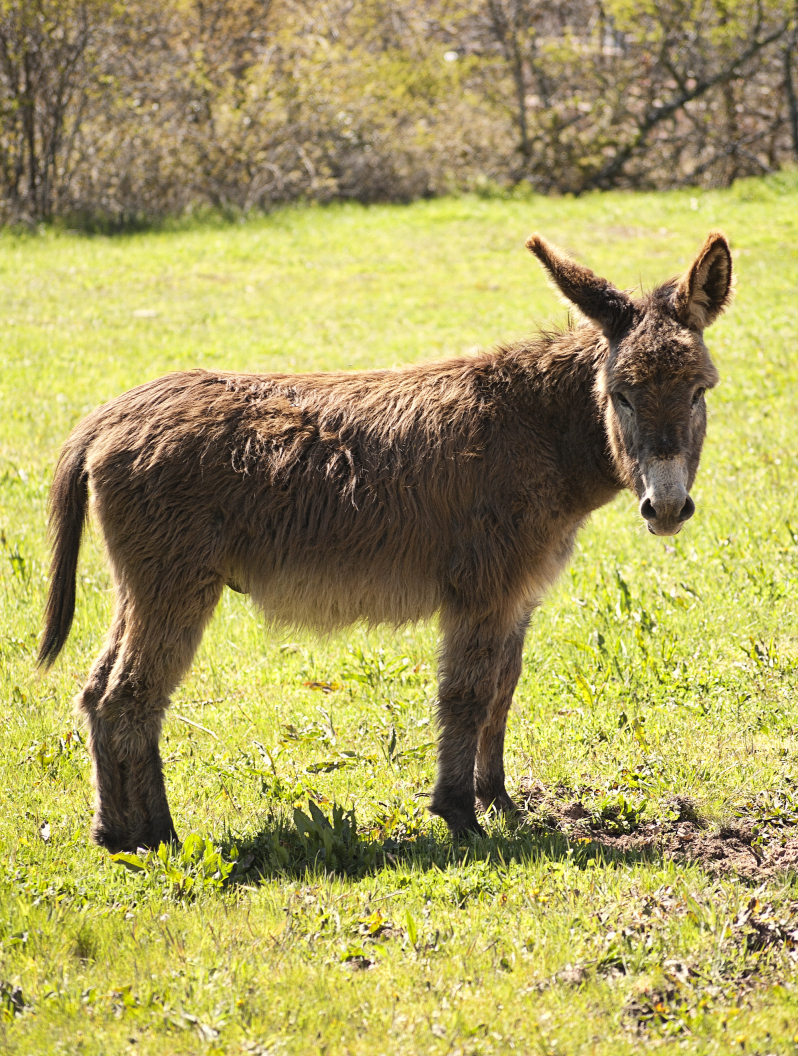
xmin=692 ymin=388 xmax=706 ymax=407
xmin=615 ymin=392 xmax=633 ymax=411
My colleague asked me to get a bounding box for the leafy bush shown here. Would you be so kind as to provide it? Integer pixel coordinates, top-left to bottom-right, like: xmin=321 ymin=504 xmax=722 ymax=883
xmin=3 ymin=0 xmax=796 ymax=224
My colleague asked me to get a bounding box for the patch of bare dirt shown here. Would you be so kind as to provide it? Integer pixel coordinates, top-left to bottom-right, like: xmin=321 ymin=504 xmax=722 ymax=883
xmin=518 ymin=778 xmax=798 ymax=882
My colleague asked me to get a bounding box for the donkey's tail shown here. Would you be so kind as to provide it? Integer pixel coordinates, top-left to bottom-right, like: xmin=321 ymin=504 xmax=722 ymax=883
xmin=37 ymin=435 xmax=91 ymax=668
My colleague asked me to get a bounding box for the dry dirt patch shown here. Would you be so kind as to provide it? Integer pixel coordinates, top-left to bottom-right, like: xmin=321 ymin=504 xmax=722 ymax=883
xmin=518 ymin=778 xmax=798 ymax=882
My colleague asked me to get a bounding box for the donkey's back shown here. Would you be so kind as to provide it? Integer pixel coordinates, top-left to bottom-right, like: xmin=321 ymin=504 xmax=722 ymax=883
xmin=55 ymin=354 xmax=549 ymax=639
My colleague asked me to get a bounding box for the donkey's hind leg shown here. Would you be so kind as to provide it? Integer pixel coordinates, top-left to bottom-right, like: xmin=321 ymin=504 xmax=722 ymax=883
xmin=474 ymin=616 xmax=529 ymax=816
xmin=79 ymin=578 xmax=223 ymax=852
xmin=75 ymin=596 xmax=130 ymax=850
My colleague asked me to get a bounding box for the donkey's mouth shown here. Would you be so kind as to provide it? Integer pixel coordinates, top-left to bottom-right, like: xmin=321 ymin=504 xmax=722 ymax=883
xmin=641 ymin=493 xmax=695 ymax=535
xmin=645 ymin=520 xmax=684 ymax=537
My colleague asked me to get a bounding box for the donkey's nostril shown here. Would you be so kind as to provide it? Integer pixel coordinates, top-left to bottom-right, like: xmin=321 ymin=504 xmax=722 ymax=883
xmin=640 ymin=497 xmax=657 ymax=521
xmin=679 ymin=495 xmax=695 ymax=522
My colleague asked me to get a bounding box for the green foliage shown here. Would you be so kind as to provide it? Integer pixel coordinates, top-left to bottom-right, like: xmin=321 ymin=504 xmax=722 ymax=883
xmin=292 ymin=800 xmax=378 ymax=876
xmin=110 ymin=834 xmax=238 ymax=899
xmin=588 ymin=790 xmax=648 ymax=834
xmin=342 ymin=644 xmax=414 ymax=688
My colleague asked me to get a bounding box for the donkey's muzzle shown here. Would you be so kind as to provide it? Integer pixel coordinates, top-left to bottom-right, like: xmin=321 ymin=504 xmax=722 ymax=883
xmin=640 ymin=493 xmax=694 ymax=535
xmin=639 ymin=459 xmax=693 ymax=536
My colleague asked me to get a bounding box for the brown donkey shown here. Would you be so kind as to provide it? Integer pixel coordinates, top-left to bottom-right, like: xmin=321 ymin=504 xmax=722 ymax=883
xmin=39 ymin=232 xmax=732 ymax=851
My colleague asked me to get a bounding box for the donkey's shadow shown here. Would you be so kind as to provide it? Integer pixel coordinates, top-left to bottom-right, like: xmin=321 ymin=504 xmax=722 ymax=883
xmin=217 ymin=811 xmax=662 ymax=889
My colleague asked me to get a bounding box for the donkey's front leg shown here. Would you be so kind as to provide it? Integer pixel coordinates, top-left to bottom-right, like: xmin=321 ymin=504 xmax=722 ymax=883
xmin=430 ymin=616 xmax=513 ymax=836
xmin=474 ymin=616 xmax=529 ymax=815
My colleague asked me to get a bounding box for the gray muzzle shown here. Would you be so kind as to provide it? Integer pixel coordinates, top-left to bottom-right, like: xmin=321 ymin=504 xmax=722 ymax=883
xmin=639 ymin=458 xmax=695 ymax=536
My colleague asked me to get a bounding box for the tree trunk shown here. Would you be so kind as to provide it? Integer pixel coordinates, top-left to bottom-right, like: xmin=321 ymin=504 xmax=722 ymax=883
xmin=785 ymin=37 xmax=798 ymax=159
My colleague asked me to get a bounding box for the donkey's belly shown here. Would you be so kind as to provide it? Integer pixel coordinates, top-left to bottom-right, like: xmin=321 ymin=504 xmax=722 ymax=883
xmin=250 ymin=563 xmax=444 ymax=632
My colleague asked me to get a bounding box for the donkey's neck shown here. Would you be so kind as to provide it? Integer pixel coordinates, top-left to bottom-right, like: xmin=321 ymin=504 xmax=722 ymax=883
xmin=502 ymin=328 xmax=624 ymax=515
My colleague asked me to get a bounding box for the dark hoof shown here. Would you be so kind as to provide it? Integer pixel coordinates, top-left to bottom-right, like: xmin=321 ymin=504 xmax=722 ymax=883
xmin=135 ymin=829 xmax=180 ymax=853
xmin=430 ymin=787 xmax=488 ymax=838
xmin=92 ymin=825 xmax=130 ymax=854
xmin=452 ymin=817 xmax=486 ymax=839
xmin=93 ymin=823 xmax=179 ymax=854
xmin=476 ymin=792 xmax=523 ymax=816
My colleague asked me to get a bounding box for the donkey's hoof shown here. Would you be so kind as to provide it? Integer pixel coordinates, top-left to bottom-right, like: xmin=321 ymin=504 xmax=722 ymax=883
xmin=476 ymin=791 xmax=523 ymax=816
xmin=91 ymin=823 xmax=131 ymax=854
xmin=131 ymin=826 xmax=179 ymax=853
xmin=453 ymin=817 xmax=486 ymax=839
xmin=433 ymin=807 xmax=486 ymax=838
xmin=92 ymin=822 xmax=178 ymax=854
xmin=430 ymin=790 xmax=485 ymax=837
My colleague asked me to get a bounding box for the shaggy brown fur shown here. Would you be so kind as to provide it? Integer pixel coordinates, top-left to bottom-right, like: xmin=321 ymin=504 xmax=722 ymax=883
xmin=39 ymin=232 xmax=732 ymax=851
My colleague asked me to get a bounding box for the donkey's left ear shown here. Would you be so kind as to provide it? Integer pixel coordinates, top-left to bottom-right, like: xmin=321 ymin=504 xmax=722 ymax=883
xmin=526 ymin=234 xmax=634 ymax=338
xmin=673 ymin=231 xmax=733 ymax=330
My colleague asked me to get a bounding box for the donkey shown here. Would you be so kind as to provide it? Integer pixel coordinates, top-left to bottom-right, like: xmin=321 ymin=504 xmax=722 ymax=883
xmin=38 ymin=231 xmax=732 ymax=852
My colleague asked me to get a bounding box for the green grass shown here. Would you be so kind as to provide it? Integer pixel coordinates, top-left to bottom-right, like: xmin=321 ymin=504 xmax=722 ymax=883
xmin=2 ymin=174 xmax=798 ymax=1054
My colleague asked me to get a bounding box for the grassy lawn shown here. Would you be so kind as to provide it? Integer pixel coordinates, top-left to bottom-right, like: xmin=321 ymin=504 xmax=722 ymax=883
xmin=2 ymin=175 xmax=798 ymax=1054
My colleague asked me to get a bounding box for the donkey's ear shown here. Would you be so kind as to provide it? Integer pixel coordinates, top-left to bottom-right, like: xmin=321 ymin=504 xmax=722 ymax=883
xmin=526 ymin=233 xmax=634 ymax=338
xmin=673 ymin=231 xmax=733 ymax=330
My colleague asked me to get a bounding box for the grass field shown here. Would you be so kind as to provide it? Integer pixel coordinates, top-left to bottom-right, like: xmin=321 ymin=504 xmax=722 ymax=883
xmin=2 ymin=174 xmax=798 ymax=1054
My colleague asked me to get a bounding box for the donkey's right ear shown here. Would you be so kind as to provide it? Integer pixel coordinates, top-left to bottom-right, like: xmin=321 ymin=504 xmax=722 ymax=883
xmin=526 ymin=234 xmax=634 ymax=339
xmin=672 ymin=230 xmax=733 ymax=330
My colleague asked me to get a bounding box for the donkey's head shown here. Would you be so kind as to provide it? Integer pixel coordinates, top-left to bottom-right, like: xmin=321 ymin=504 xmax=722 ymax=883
xmin=527 ymin=231 xmax=733 ymax=535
